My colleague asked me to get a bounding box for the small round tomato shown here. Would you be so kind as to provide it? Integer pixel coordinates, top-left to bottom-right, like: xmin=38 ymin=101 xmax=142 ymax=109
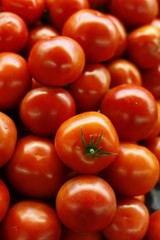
xmin=101 ymin=142 xmax=160 ymax=196
xmin=56 ymin=175 xmax=117 ymax=233
xmin=69 ymin=63 xmax=111 ymax=113
xmin=0 ymin=52 xmax=32 ymax=109
xmin=142 ymin=136 xmax=160 ymax=165
xmin=55 ymin=111 xmax=119 ymax=174
xmin=62 ymin=9 xmax=118 ymax=62
xmin=102 ymin=197 xmax=149 ymax=240
xmin=127 ymin=25 xmax=160 ymax=69
xmin=100 ymin=84 xmax=158 ymax=141
xmin=48 ymin=0 xmax=90 ymax=31
xmin=144 ymin=210 xmax=160 ymax=240
xmin=106 ymin=58 xmax=142 ymax=88
xmin=1 ymin=0 xmax=45 ymax=25
xmin=0 ymin=200 xmax=62 ymax=240
xmin=0 ymin=12 xmax=29 ymax=53
xmin=5 ymin=135 xmax=68 ymax=198
xmin=19 ymin=87 xmax=76 ymax=136
xmin=0 ymin=179 xmax=10 ymax=222
xmin=0 ymin=112 xmax=17 ymax=168
xmin=28 ymin=36 xmax=85 ymax=87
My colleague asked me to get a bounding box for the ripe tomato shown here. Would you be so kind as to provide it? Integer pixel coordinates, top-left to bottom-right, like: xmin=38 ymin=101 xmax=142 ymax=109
xmin=102 ymin=197 xmax=149 ymax=240
xmin=1 ymin=0 xmax=45 ymax=25
xmin=5 ymin=135 xmax=68 ymax=198
xmin=28 ymin=36 xmax=85 ymax=87
xmin=101 ymin=142 xmax=160 ymax=196
xmin=69 ymin=63 xmax=111 ymax=113
xmin=0 ymin=112 xmax=17 ymax=168
xmin=19 ymin=87 xmax=76 ymax=136
xmin=62 ymin=9 xmax=118 ymax=62
xmin=54 ymin=111 xmax=119 ymax=174
xmin=56 ymin=175 xmax=117 ymax=233
xmin=0 ymin=200 xmax=62 ymax=240
xmin=106 ymin=58 xmax=142 ymax=88
xmin=0 ymin=179 xmax=10 ymax=222
xmin=0 ymin=12 xmax=29 ymax=53
xmin=0 ymin=52 xmax=32 ymax=109
xmin=127 ymin=25 xmax=160 ymax=69
xmin=100 ymin=84 xmax=158 ymax=141
xmin=144 ymin=210 xmax=160 ymax=240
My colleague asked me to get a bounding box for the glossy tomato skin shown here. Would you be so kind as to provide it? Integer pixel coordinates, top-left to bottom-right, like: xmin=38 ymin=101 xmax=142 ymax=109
xmin=100 ymin=84 xmax=158 ymax=141
xmin=5 ymin=135 xmax=68 ymax=198
xmin=106 ymin=58 xmax=142 ymax=88
xmin=0 ymin=112 xmax=17 ymax=168
xmin=127 ymin=25 xmax=160 ymax=69
xmin=69 ymin=63 xmax=111 ymax=113
xmin=19 ymin=87 xmax=76 ymax=136
xmin=0 ymin=52 xmax=32 ymax=109
xmin=0 ymin=179 xmax=10 ymax=222
xmin=0 ymin=200 xmax=62 ymax=240
xmin=1 ymin=0 xmax=45 ymax=25
xmin=62 ymin=9 xmax=118 ymax=62
xmin=28 ymin=36 xmax=85 ymax=87
xmin=0 ymin=12 xmax=29 ymax=53
xmin=48 ymin=0 xmax=90 ymax=31
xmin=101 ymin=142 xmax=160 ymax=196
xmin=56 ymin=175 xmax=117 ymax=233
xmin=144 ymin=210 xmax=160 ymax=240
xmin=54 ymin=111 xmax=119 ymax=174
xmin=102 ymin=197 xmax=149 ymax=240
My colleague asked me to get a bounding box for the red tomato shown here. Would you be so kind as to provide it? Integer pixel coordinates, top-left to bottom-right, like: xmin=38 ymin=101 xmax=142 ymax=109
xmin=144 ymin=210 xmax=160 ymax=240
xmin=5 ymin=135 xmax=68 ymax=198
xmin=1 ymin=0 xmax=45 ymax=25
xmin=0 ymin=179 xmax=10 ymax=222
xmin=106 ymin=58 xmax=142 ymax=88
xmin=62 ymin=9 xmax=118 ymax=62
xmin=28 ymin=36 xmax=85 ymax=87
xmin=110 ymin=0 xmax=159 ymax=28
xmin=19 ymin=87 xmax=76 ymax=136
xmin=48 ymin=0 xmax=90 ymax=31
xmin=102 ymin=197 xmax=149 ymax=240
xmin=100 ymin=84 xmax=158 ymax=141
xmin=101 ymin=142 xmax=160 ymax=196
xmin=127 ymin=25 xmax=160 ymax=69
xmin=69 ymin=63 xmax=111 ymax=113
xmin=56 ymin=175 xmax=117 ymax=233
xmin=0 ymin=12 xmax=29 ymax=53
xmin=0 ymin=112 xmax=17 ymax=168
xmin=54 ymin=111 xmax=119 ymax=174
xmin=0 ymin=200 xmax=62 ymax=240
xmin=0 ymin=52 xmax=32 ymax=109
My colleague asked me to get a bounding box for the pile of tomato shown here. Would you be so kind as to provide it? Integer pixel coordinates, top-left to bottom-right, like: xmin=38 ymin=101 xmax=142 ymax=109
xmin=1 ymin=0 xmax=160 ymax=239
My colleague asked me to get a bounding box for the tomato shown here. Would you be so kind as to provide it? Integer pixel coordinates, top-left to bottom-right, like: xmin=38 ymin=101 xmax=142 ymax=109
xmin=0 ymin=12 xmax=29 ymax=53
xmin=56 ymin=175 xmax=117 ymax=233
xmin=62 ymin=9 xmax=118 ymax=62
xmin=144 ymin=210 xmax=160 ymax=240
xmin=0 ymin=52 xmax=32 ymax=110
xmin=102 ymin=197 xmax=149 ymax=240
xmin=5 ymin=135 xmax=68 ymax=198
xmin=0 ymin=179 xmax=10 ymax=222
xmin=0 ymin=200 xmax=62 ymax=240
xmin=127 ymin=25 xmax=160 ymax=69
xmin=110 ymin=0 xmax=159 ymax=28
xmin=1 ymin=0 xmax=45 ymax=25
xmin=48 ymin=0 xmax=90 ymax=31
xmin=54 ymin=111 xmax=119 ymax=174
xmin=0 ymin=112 xmax=17 ymax=168
xmin=100 ymin=84 xmax=158 ymax=141
xmin=28 ymin=36 xmax=85 ymax=87
xmin=19 ymin=87 xmax=76 ymax=136
xmin=69 ymin=63 xmax=111 ymax=113
xmin=106 ymin=58 xmax=142 ymax=88
xmin=101 ymin=142 xmax=159 ymax=196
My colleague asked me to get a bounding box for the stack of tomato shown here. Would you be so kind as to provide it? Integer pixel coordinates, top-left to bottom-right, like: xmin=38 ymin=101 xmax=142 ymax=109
xmin=0 ymin=0 xmax=160 ymax=239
